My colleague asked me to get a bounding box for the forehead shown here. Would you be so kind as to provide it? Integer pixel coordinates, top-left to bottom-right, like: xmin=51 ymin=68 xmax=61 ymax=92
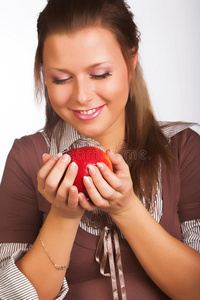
xmin=43 ymin=26 xmax=125 ymax=69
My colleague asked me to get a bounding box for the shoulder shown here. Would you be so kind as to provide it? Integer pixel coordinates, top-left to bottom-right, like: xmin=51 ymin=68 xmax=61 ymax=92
xmin=166 ymin=127 xmax=200 ymax=181
xmin=159 ymin=121 xmax=200 ymax=156
xmin=160 ymin=125 xmax=200 ymax=222
xmin=171 ymin=128 xmax=200 ymax=222
xmin=170 ymin=127 xmax=200 ymax=160
xmin=159 ymin=121 xmax=199 ymax=139
xmin=13 ymin=131 xmax=49 ymax=153
xmin=11 ymin=131 xmax=49 ymax=163
xmin=171 ymin=126 xmax=199 ymax=141
xmin=3 ymin=132 xmax=49 ymax=183
xmin=0 ymin=133 xmax=48 ymax=243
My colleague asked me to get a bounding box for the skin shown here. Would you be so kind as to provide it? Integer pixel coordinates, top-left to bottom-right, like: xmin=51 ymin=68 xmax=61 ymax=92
xmin=16 ymin=27 xmax=200 ymax=300
xmin=43 ymin=27 xmax=137 ymax=151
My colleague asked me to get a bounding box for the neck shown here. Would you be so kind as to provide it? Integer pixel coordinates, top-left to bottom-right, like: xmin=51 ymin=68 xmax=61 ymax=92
xmin=93 ymin=122 xmax=125 ymax=153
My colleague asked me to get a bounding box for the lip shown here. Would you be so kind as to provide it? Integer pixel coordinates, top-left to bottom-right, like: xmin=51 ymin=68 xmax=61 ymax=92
xmin=71 ymin=105 xmax=105 ymax=120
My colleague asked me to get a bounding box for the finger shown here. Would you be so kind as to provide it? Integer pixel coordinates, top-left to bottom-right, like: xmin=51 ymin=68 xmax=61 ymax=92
xmin=57 ymin=162 xmax=78 ymax=200
xmin=106 ymin=149 xmax=130 ymax=176
xmin=78 ymin=193 xmax=96 ymax=211
xmin=83 ymin=176 xmax=110 ymax=208
xmin=42 ymin=154 xmax=71 ymax=194
xmin=37 ymin=153 xmax=63 ymax=191
xmin=67 ymin=186 xmax=79 ymax=208
xmin=42 ymin=153 xmax=52 ymax=164
xmin=87 ymin=164 xmax=119 ymax=200
xmin=96 ymin=162 xmax=122 ymax=192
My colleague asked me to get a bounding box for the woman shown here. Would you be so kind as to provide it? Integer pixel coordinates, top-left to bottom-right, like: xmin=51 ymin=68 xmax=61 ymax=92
xmin=0 ymin=0 xmax=200 ymax=299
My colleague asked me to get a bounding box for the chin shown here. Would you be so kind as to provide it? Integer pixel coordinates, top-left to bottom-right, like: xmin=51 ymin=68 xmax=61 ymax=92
xmin=74 ymin=123 xmax=105 ymax=138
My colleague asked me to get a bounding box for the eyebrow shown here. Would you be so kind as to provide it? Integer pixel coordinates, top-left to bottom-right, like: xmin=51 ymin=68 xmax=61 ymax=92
xmin=46 ymin=62 xmax=112 ymax=73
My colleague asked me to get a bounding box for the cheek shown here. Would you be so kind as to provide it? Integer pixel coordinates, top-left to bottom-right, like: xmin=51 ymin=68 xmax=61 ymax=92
xmin=47 ymin=85 xmax=72 ymax=107
xmin=116 ymin=69 xmax=130 ymax=102
xmin=117 ymin=76 xmax=130 ymax=98
xmin=100 ymin=73 xmax=129 ymax=103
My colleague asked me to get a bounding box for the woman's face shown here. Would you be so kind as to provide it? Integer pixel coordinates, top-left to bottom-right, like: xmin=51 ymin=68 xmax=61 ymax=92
xmin=43 ymin=26 xmax=135 ymax=148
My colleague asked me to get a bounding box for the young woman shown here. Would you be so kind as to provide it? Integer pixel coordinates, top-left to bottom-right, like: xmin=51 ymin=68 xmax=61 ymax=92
xmin=0 ymin=0 xmax=200 ymax=299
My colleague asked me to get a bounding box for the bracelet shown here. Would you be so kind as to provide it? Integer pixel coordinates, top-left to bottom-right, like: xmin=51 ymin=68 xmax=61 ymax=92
xmin=39 ymin=231 xmax=68 ymax=271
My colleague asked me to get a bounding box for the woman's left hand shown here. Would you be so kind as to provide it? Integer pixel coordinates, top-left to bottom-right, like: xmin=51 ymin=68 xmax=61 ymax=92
xmin=79 ymin=149 xmax=137 ymax=216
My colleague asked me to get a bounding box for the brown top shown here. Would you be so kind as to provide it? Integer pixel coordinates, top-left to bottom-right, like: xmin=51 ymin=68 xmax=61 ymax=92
xmin=0 ymin=128 xmax=200 ymax=299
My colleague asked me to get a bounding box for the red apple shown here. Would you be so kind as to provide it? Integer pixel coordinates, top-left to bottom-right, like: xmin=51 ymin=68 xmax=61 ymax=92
xmin=63 ymin=146 xmax=113 ymax=197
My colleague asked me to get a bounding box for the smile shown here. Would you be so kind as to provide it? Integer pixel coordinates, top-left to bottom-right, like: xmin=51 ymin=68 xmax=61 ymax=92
xmin=79 ymin=108 xmax=97 ymax=115
xmin=72 ymin=105 xmax=105 ymax=120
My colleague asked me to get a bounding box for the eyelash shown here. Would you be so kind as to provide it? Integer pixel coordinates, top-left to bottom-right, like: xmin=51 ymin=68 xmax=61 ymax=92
xmin=90 ymin=72 xmax=112 ymax=80
xmin=52 ymin=77 xmax=72 ymax=85
xmin=52 ymin=72 xmax=112 ymax=85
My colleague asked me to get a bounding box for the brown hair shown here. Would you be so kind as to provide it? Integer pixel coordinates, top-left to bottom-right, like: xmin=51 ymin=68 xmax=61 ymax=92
xmin=34 ymin=0 xmax=172 ymax=207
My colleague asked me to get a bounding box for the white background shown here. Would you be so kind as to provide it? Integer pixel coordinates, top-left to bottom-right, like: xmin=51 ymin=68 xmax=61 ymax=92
xmin=0 ymin=0 xmax=200 ymax=181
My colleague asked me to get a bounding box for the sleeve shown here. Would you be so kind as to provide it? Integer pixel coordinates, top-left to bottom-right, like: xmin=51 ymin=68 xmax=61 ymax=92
xmin=181 ymin=219 xmax=200 ymax=253
xmin=0 ymin=243 xmax=69 ymax=300
xmin=178 ymin=129 xmax=200 ymax=222
xmin=176 ymin=129 xmax=200 ymax=251
xmin=0 ymin=135 xmax=69 ymax=299
xmin=0 ymin=134 xmax=46 ymax=244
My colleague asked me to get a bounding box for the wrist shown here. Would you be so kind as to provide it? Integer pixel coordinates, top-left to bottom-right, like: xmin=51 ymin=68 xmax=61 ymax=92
xmin=49 ymin=207 xmax=82 ymax=227
xmin=109 ymin=194 xmax=139 ymax=222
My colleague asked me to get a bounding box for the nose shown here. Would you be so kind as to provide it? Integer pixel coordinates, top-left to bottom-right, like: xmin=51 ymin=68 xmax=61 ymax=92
xmin=74 ymin=76 xmax=93 ymax=105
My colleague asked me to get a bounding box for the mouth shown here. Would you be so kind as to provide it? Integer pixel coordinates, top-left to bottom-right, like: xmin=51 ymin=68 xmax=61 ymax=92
xmin=71 ymin=105 xmax=105 ymax=120
xmin=78 ymin=108 xmax=97 ymax=115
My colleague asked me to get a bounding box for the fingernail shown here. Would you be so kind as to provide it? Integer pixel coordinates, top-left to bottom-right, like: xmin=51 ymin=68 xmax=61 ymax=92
xmin=62 ymin=154 xmax=70 ymax=162
xmin=54 ymin=153 xmax=62 ymax=160
xmin=78 ymin=193 xmax=84 ymax=201
xmin=84 ymin=176 xmax=91 ymax=186
xmin=69 ymin=162 xmax=77 ymax=173
xmin=96 ymin=162 xmax=104 ymax=171
xmin=42 ymin=153 xmax=48 ymax=158
xmin=70 ymin=186 xmax=77 ymax=193
xmin=88 ymin=164 xmax=96 ymax=175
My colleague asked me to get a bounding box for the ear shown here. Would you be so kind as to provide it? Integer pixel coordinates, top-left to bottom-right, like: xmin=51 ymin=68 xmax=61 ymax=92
xmin=131 ymin=48 xmax=138 ymax=70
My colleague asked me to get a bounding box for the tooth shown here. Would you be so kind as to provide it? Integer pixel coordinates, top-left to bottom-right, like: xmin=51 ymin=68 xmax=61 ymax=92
xmin=79 ymin=108 xmax=96 ymax=115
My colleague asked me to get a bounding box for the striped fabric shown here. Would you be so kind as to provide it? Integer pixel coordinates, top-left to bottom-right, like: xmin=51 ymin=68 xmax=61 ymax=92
xmin=159 ymin=121 xmax=198 ymax=139
xmin=0 ymin=245 xmax=38 ymax=300
xmin=181 ymin=219 xmax=200 ymax=252
xmin=45 ymin=121 xmax=198 ymax=155
xmin=0 ymin=244 xmax=69 ymax=300
xmin=0 ymin=218 xmax=199 ymax=299
xmin=1 ymin=122 xmax=199 ymax=299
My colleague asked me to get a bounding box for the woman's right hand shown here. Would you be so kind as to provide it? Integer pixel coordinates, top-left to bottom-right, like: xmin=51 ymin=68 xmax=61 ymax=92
xmin=37 ymin=153 xmax=95 ymax=220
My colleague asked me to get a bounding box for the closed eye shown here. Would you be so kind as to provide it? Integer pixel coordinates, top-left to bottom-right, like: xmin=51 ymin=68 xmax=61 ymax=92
xmin=52 ymin=77 xmax=72 ymax=85
xmin=90 ymin=72 xmax=112 ymax=80
xmin=52 ymin=72 xmax=112 ymax=84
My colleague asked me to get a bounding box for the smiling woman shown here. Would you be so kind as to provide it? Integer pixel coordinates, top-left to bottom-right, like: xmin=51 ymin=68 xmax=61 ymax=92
xmin=42 ymin=28 xmax=131 ymax=148
xmin=0 ymin=1 xmax=200 ymax=300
